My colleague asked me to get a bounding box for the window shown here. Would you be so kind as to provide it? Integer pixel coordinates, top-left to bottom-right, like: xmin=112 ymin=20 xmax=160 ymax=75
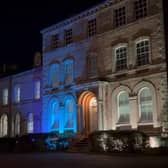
xmin=49 ymin=64 xmax=60 ymax=88
xmin=0 ymin=114 xmax=8 ymax=137
xmin=118 ymin=91 xmax=130 ymax=123
xmin=136 ymin=39 xmax=149 ymax=66
xmin=51 ymin=34 xmax=59 ymax=49
xmin=14 ymin=86 xmax=21 ymax=103
xmin=139 ymin=87 xmax=152 ymax=122
xmin=88 ymin=55 xmax=98 ymax=77
xmin=88 ymin=18 xmax=97 ymax=37
xmin=2 ymin=88 xmax=8 ymax=105
xmin=134 ymin=0 xmax=147 ymax=20
xmin=27 ymin=113 xmax=34 ymax=133
xmin=114 ymin=7 xmax=126 ymax=27
xmin=34 ymin=80 xmax=41 ymax=99
xmin=115 ymin=46 xmax=127 ymax=71
xmin=65 ymin=29 xmax=73 ymax=45
xmin=64 ymin=60 xmax=73 ymax=85
xmin=15 ymin=113 xmax=20 ymax=136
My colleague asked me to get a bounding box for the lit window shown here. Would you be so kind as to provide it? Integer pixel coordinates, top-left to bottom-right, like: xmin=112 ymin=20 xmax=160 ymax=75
xmin=27 ymin=113 xmax=33 ymax=133
xmin=88 ymin=18 xmax=97 ymax=37
xmin=134 ymin=0 xmax=147 ymax=20
xmin=15 ymin=113 xmax=20 ymax=136
xmin=14 ymin=86 xmax=21 ymax=103
xmin=136 ymin=39 xmax=149 ymax=66
xmin=0 ymin=114 xmax=8 ymax=137
xmin=49 ymin=64 xmax=60 ymax=88
xmin=118 ymin=91 xmax=130 ymax=123
xmin=2 ymin=88 xmax=8 ymax=105
xmin=65 ymin=29 xmax=73 ymax=45
xmin=51 ymin=101 xmax=59 ymax=130
xmin=51 ymin=34 xmax=59 ymax=49
xmin=88 ymin=55 xmax=97 ymax=77
xmin=64 ymin=60 xmax=73 ymax=85
xmin=115 ymin=46 xmax=127 ymax=71
xmin=34 ymin=80 xmax=41 ymax=99
xmin=139 ymin=87 xmax=152 ymax=122
xmin=114 ymin=6 xmax=126 ymax=27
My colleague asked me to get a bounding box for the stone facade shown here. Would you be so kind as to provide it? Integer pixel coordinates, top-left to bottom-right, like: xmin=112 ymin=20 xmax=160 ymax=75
xmin=0 ymin=0 xmax=167 ymax=138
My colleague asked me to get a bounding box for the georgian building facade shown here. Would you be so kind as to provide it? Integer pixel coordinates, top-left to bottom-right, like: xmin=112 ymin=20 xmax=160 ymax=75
xmin=0 ymin=0 xmax=168 ymax=138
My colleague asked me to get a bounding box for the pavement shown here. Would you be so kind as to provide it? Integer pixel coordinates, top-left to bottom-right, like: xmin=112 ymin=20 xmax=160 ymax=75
xmin=0 ymin=152 xmax=168 ymax=168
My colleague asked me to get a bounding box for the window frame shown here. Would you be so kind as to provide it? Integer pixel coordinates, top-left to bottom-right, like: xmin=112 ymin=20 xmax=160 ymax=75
xmin=34 ymin=80 xmax=41 ymax=100
xmin=2 ymin=88 xmax=8 ymax=106
xmin=87 ymin=18 xmax=97 ymax=37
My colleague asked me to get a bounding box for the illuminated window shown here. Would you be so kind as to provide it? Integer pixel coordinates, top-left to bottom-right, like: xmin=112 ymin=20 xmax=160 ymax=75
xmin=65 ymin=29 xmax=73 ymax=45
xmin=34 ymin=80 xmax=41 ymax=99
xmin=51 ymin=101 xmax=59 ymax=130
xmin=15 ymin=113 xmax=20 ymax=136
xmin=114 ymin=6 xmax=126 ymax=27
xmin=88 ymin=55 xmax=97 ymax=77
xmin=27 ymin=113 xmax=33 ymax=133
xmin=136 ymin=39 xmax=149 ymax=66
xmin=134 ymin=0 xmax=147 ymax=20
xmin=115 ymin=45 xmax=127 ymax=71
xmin=14 ymin=85 xmax=21 ymax=103
xmin=49 ymin=64 xmax=60 ymax=88
xmin=2 ymin=88 xmax=8 ymax=105
xmin=118 ymin=91 xmax=130 ymax=123
xmin=64 ymin=98 xmax=75 ymax=130
xmin=139 ymin=87 xmax=152 ymax=122
xmin=88 ymin=18 xmax=97 ymax=37
xmin=64 ymin=60 xmax=73 ymax=85
xmin=51 ymin=34 xmax=59 ymax=49
xmin=0 ymin=114 xmax=8 ymax=137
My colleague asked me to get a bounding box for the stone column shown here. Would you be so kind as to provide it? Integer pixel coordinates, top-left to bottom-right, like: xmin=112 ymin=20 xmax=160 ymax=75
xmin=129 ymin=96 xmax=138 ymax=129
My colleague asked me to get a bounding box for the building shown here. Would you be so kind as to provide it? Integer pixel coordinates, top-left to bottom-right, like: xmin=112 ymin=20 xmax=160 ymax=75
xmin=0 ymin=0 xmax=168 ymax=138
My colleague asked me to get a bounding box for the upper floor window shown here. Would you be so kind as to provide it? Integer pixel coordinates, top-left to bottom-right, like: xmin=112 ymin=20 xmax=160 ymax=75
xmin=49 ymin=64 xmax=60 ymax=88
xmin=138 ymin=87 xmax=152 ymax=122
xmin=115 ymin=45 xmax=127 ymax=71
xmin=114 ymin=6 xmax=126 ymax=27
xmin=2 ymin=88 xmax=8 ymax=105
xmin=136 ymin=39 xmax=149 ymax=66
xmin=118 ymin=91 xmax=130 ymax=123
xmin=51 ymin=34 xmax=59 ymax=49
xmin=88 ymin=18 xmax=97 ymax=37
xmin=88 ymin=55 xmax=98 ymax=78
xmin=65 ymin=29 xmax=73 ymax=45
xmin=14 ymin=85 xmax=21 ymax=103
xmin=64 ymin=60 xmax=74 ymax=85
xmin=134 ymin=0 xmax=147 ymax=20
xmin=34 ymin=80 xmax=41 ymax=100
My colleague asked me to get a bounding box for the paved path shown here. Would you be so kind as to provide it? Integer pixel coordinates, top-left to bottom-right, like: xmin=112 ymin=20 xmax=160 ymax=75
xmin=0 ymin=152 xmax=168 ymax=168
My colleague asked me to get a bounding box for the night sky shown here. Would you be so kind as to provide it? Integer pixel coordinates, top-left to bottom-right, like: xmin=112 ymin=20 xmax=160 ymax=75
xmin=0 ymin=0 xmax=104 ymax=69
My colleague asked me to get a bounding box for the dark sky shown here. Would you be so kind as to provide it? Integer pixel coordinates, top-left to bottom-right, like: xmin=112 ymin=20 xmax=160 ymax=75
xmin=0 ymin=0 xmax=104 ymax=69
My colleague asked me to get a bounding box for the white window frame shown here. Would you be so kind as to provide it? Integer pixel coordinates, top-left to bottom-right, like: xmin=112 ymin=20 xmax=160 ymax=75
xmin=138 ymin=87 xmax=153 ymax=124
xmin=117 ymin=91 xmax=130 ymax=124
xmin=2 ymin=88 xmax=8 ymax=105
xmin=27 ymin=113 xmax=34 ymax=133
xmin=34 ymin=80 xmax=41 ymax=100
xmin=113 ymin=43 xmax=128 ymax=72
xmin=14 ymin=85 xmax=21 ymax=103
xmin=135 ymin=37 xmax=151 ymax=67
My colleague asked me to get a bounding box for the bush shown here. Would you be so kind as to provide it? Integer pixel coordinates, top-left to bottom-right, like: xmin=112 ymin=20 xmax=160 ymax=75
xmin=88 ymin=130 xmax=147 ymax=153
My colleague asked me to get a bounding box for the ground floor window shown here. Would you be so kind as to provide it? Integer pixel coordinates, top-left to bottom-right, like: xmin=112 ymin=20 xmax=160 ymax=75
xmin=0 ymin=114 xmax=8 ymax=137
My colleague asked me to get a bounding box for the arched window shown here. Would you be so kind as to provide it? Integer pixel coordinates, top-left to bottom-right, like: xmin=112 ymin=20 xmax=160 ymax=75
xmin=49 ymin=63 xmax=60 ymax=88
xmin=64 ymin=96 xmax=76 ymax=132
xmin=0 ymin=114 xmax=8 ymax=137
xmin=27 ymin=113 xmax=34 ymax=133
xmin=15 ymin=113 xmax=21 ymax=136
xmin=118 ymin=91 xmax=130 ymax=123
xmin=51 ymin=101 xmax=60 ymax=130
xmin=139 ymin=87 xmax=152 ymax=122
xmin=136 ymin=38 xmax=150 ymax=66
xmin=63 ymin=60 xmax=74 ymax=85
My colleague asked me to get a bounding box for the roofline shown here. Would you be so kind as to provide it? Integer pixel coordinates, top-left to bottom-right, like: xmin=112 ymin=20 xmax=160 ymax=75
xmin=40 ymin=0 xmax=114 ymax=34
